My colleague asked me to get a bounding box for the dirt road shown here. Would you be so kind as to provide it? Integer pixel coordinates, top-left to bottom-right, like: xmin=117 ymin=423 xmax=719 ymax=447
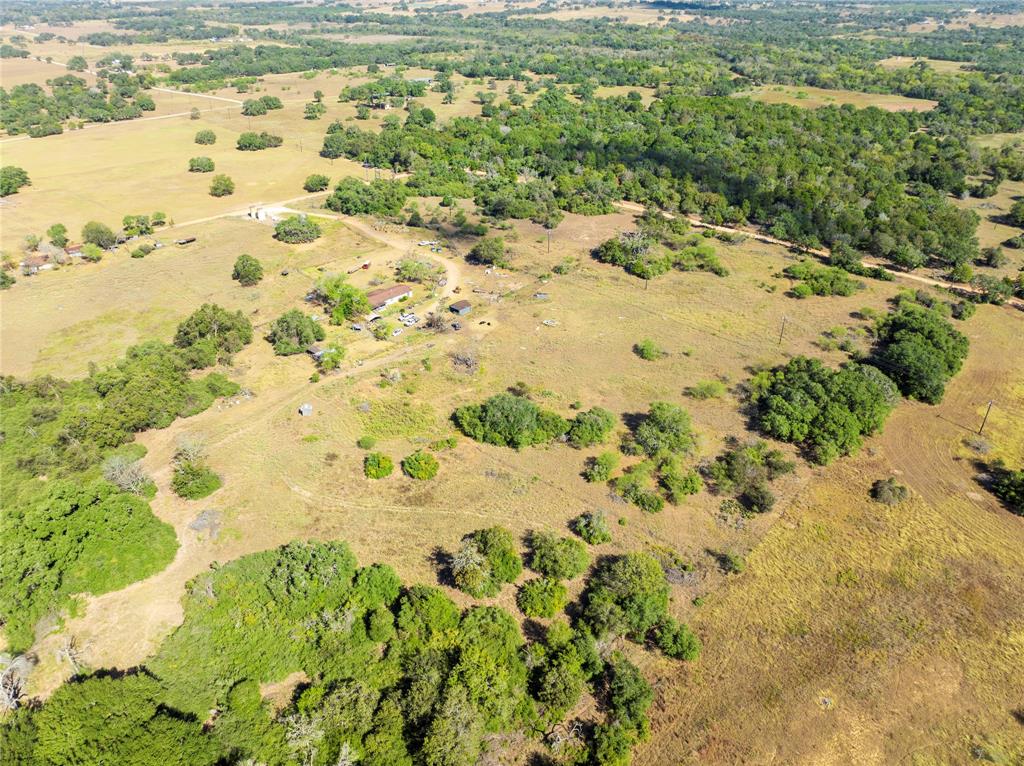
xmin=615 ymin=201 xmax=1024 ymax=311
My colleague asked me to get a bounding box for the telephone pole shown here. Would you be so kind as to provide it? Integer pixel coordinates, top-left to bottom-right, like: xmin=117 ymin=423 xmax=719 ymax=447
xmin=778 ymin=315 xmax=788 ymax=345
xmin=979 ymin=400 xmax=994 ymax=435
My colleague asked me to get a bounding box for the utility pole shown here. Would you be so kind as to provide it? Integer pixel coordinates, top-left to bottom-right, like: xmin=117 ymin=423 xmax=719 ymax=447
xmin=778 ymin=315 xmax=788 ymax=345
xmin=979 ymin=400 xmax=994 ymax=435
xmin=547 ymin=229 xmax=551 ymax=253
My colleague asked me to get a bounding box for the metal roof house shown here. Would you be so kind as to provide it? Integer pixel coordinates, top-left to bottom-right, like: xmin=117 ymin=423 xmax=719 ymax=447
xmin=449 ymin=300 xmax=472 ymax=316
xmin=366 ymin=284 xmax=413 ymax=311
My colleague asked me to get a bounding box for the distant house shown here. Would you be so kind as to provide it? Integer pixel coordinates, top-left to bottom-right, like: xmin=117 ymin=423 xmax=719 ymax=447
xmin=64 ymin=243 xmax=84 ymax=258
xmin=449 ymin=300 xmax=472 ymax=316
xmin=298 ymin=403 xmax=314 ymax=417
xmin=20 ymin=254 xmax=53 ymax=275
xmin=366 ymin=284 xmax=413 ymax=311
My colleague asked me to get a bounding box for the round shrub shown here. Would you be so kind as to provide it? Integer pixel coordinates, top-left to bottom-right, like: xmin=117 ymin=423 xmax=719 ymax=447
xmin=870 ymin=477 xmax=908 ymax=505
xmin=530 ymin=531 xmax=589 ymax=579
xmin=303 ymin=173 xmax=330 ymax=192
xmin=171 ymin=461 xmax=222 ymax=499
xmin=356 ymin=435 xmax=377 ymax=450
xmin=654 ymin=616 xmax=701 ymax=660
xmin=194 ymin=129 xmax=216 ymax=145
xmin=274 ymin=215 xmax=321 ymax=244
xmin=402 ymin=450 xmax=438 ymax=480
xmin=231 ymin=254 xmax=263 ymax=286
xmin=209 ymin=174 xmax=235 ymax=197
xmin=517 ymin=578 xmax=567 ymax=618
xmin=188 ymin=156 xmax=215 ymax=173
xmin=364 ymin=452 xmax=394 ymax=479
xmin=572 ymin=510 xmax=612 ymax=545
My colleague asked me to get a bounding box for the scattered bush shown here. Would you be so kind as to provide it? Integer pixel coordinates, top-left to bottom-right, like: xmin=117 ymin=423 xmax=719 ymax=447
xmin=402 ymin=450 xmax=438 ymax=480
xmin=188 ymin=156 xmax=215 ymax=173
xmin=633 ymin=338 xmax=664 ymax=361
xmin=1 ymin=165 xmax=30 ymax=196
xmin=573 ymin=510 xmax=612 ymax=545
xmin=303 ymin=173 xmax=330 ymax=192
xmin=236 ymin=131 xmax=283 ymax=151
xmin=686 ymin=380 xmax=727 ymax=399
xmin=274 ymin=215 xmax=321 ymax=243
xmin=467 ymin=237 xmax=508 ymax=267
xmin=749 ymin=357 xmax=898 ymax=464
xmin=871 ymin=477 xmax=909 ymax=505
xmin=454 ymin=392 xmax=568 ymax=448
xmin=706 ymin=440 xmax=795 ymax=499
xmin=654 ymin=617 xmax=701 ymax=661
xmin=452 ymin=526 xmax=522 ymax=597
xmin=783 ymin=262 xmax=862 ymax=297
xmin=174 ymin=304 xmax=253 ymax=366
xmin=356 ymin=435 xmax=377 ymax=450
xmin=266 ymin=310 xmax=324 ymax=355
xmin=582 ymin=552 xmax=669 ymax=641
xmin=231 ymin=254 xmax=263 ymax=286
xmin=989 ymin=463 xmax=1024 ymax=515
xmin=627 ymin=401 xmax=696 ymax=458
xmin=529 ymin=531 xmax=589 ymax=580
xmin=102 ymin=455 xmax=154 ymax=496
xmin=209 ymin=174 xmax=235 ymax=197
xmin=517 ymin=577 xmax=567 ymax=618
xmin=82 ymin=220 xmax=116 ymax=249
xmin=871 ymin=303 xmax=969 ymax=404
xmin=584 ymin=451 xmax=620 ymax=483
xmin=363 ymin=452 xmax=394 ymax=479
xmin=325 ymin=177 xmax=409 ymax=216
xmin=567 ymin=406 xmax=616 ymax=448
xmin=171 ymin=460 xmax=222 ymax=499
xmin=194 ymin=129 xmax=216 ymax=145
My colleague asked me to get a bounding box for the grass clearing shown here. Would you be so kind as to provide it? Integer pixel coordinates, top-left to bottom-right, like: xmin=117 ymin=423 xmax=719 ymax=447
xmin=736 ymin=84 xmax=938 ymax=112
xmin=877 ymin=56 xmax=969 ymax=74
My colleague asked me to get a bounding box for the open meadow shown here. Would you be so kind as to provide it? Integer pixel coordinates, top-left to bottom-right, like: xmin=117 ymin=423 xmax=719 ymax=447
xmin=735 ymin=84 xmax=938 ymax=112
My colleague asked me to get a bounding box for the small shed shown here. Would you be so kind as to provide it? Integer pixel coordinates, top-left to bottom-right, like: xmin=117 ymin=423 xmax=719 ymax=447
xmin=298 ymin=403 xmax=314 ymax=417
xmin=307 ymin=345 xmax=325 ymax=361
xmin=449 ymin=300 xmax=472 ymax=316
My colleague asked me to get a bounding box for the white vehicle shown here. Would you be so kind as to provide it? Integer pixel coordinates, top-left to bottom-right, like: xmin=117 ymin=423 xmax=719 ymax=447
xmin=392 ymin=328 xmax=403 ymax=337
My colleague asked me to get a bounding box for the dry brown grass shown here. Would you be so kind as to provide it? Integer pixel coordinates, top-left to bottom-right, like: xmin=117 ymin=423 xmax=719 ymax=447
xmin=635 ymin=305 xmax=1024 ymax=765
xmin=737 ymin=84 xmax=937 ymax=112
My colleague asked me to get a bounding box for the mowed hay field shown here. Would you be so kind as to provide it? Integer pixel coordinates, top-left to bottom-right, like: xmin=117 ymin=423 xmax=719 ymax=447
xmin=737 ymin=84 xmax=938 ymax=112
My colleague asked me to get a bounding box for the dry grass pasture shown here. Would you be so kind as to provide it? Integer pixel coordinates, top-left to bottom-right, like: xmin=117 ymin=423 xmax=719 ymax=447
xmin=2 ymin=26 xmax=1024 ymax=764
xmin=8 ymin=184 xmax=1024 ymax=766
xmin=736 ymin=84 xmax=938 ymax=112
xmin=877 ymin=55 xmax=970 ymax=74
xmin=0 ymin=59 xmax=523 ymax=251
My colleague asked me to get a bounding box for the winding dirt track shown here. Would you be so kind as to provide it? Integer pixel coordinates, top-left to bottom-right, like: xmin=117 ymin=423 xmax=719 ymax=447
xmin=615 ymin=201 xmax=1024 ymax=311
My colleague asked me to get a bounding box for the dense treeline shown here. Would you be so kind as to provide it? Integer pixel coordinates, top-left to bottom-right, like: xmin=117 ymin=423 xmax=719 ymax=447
xmin=0 ymin=304 xmax=250 ymax=649
xmin=0 ymin=73 xmax=154 ymax=136
xmin=319 ymin=86 xmax=981 ymax=268
xmin=3 ymin=539 xmax=694 ymax=765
